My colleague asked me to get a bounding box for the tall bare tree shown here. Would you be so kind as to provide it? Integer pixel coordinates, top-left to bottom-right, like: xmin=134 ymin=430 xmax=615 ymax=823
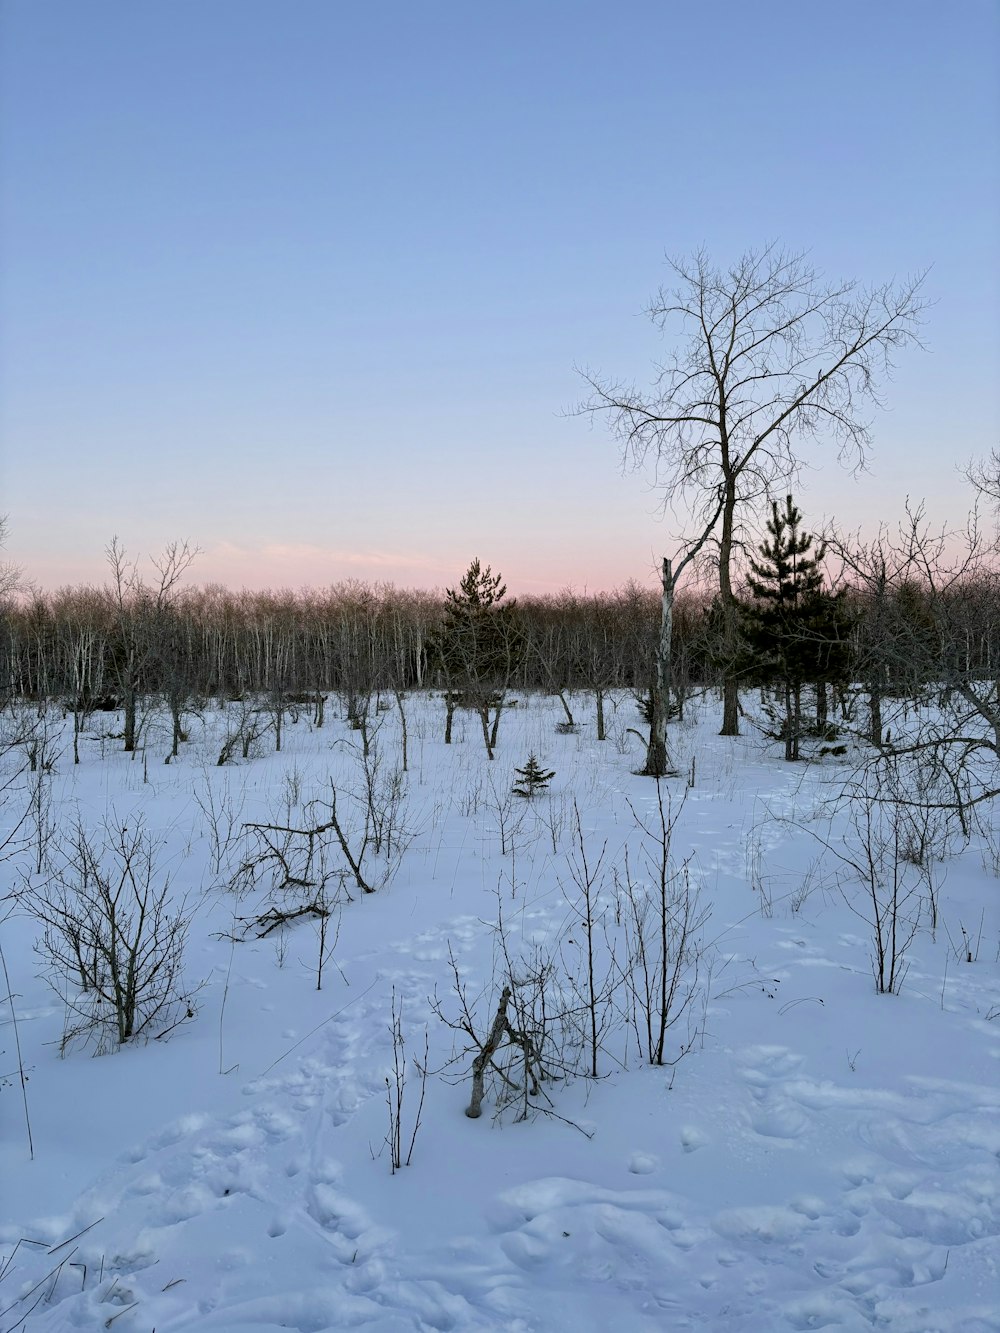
xmin=582 ymin=244 xmax=926 ymax=735
xmin=106 ymin=538 xmax=199 ymax=752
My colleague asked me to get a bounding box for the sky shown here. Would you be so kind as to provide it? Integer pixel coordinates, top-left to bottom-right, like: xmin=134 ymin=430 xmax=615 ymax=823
xmin=1 ymin=0 xmax=998 ymax=595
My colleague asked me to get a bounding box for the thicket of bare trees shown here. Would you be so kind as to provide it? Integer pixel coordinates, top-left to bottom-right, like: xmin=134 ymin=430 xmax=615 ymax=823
xmin=0 ymin=578 xmax=684 ymax=720
xmin=826 ymin=505 xmax=1000 ymax=810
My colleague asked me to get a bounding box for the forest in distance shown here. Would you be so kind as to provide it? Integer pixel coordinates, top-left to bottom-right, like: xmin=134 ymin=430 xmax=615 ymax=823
xmin=2 ymin=498 xmax=998 ymax=767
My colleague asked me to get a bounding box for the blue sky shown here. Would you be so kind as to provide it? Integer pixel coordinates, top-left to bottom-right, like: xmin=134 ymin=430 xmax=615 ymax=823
xmin=2 ymin=0 xmax=998 ymax=593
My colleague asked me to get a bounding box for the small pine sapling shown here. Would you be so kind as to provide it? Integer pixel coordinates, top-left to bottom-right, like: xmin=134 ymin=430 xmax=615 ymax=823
xmin=512 ymin=754 xmax=555 ymax=800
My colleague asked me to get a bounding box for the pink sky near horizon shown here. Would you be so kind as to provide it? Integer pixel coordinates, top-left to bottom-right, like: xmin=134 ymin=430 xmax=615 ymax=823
xmin=10 ymin=450 xmax=995 ymax=602
xmin=8 ymin=527 xmax=674 ymax=599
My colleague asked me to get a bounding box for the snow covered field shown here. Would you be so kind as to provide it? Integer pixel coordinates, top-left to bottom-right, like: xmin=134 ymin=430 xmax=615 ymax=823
xmin=1 ymin=692 xmax=998 ymax=1333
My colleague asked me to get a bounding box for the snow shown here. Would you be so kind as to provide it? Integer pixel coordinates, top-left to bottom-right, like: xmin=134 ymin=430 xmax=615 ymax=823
xmin=1 ymin=692 xmax=998 ymax=1332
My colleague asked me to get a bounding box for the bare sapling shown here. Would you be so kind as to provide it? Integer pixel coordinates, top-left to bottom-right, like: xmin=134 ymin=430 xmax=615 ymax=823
xmin=343 ymin=688 xmax=378 ymax=757
xmin=194 ymin=772 xmax=247 ymax=880
xmin=538 ymin=789 xmax=573 ymax=855
xmin=499 ymin=946 xmax=579 ymax=1123
xmin=216 ymin=698 xmax=272 ymax=766
xmin=880 ymin=752 xmax=959 ymax=932
xmin=315 ymin=892 xmax=344 ymax=991
xmin=856 ymin=815 xmax=922 ymax=996
xmin=20 ymin=815 xmax=196 ymax=1052
xmin=814 ymin=770 xmax=925 ymax=994
xmin=484 ymin=769 xmax=526 ymax=860
xmin=436 ymin=897 xmax=586 ymax=1127
xmin=356 ymin=740 xmax=409 ymax=861
xmin=324 ymin=785 xmax=376 ymax=896
xmin=385 ymin=988 xmax=429 ymax=1172
xmin=561 ymin=801 xmax=619 ymax=1078
xmin=616 ymin=783 xmax=708 ymax=1067
xmin=25 ymin=712 xmax=60 ymax=877
xmin=0 ymin=925 xmax=34 ymax=1158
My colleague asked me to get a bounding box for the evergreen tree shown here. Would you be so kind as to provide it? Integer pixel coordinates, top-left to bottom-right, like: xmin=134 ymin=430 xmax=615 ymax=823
xmin=428 ymin=558 xmax=524 ymax=758
xmin=740 ymin=496 xmax=849 ymax=760
xmin=512 ymin=753 xmax=555 ymax=799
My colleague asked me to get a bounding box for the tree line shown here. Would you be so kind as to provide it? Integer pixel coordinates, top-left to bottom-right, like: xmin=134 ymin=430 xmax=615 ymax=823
xmin=1 ymin=539 xmax=996 ymax=748
xmin=0 ymin=566 xmax=671 ymax=710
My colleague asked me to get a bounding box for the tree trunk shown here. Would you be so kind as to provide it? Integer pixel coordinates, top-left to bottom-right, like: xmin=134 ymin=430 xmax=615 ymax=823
xmin=642 ymin=684 xmax=669 ymax=777
xmin=816 ymin=680 xmax=828 ymax=731
xmin=444 ymin=693 xmax=455 ymax=744
xmin=395 ymin=690 xmax=408 ymax=772
xmin=721 ymin=678 xmax=740 ymax=736
xmin=478 ymin=705 xmax=495 ymax=760
xmin=489 ymin=697 xmax=503 ymax=751
xmin=466 ymin=986 xmax=511 ymax=1119
xmin=868 ymin=683 xmax=883 ymax=746
xmin=792 ymin=682 xmax=802 ymax=760
xmin=123 ymin=682 xmax=137 ymax=753
xmin=642 ymin=558 xmax=672 ymax=777
xmin=595 ymin=688 xmax=606 ymax=741
xmin=718 ymin=477 xmax=741 ymax=736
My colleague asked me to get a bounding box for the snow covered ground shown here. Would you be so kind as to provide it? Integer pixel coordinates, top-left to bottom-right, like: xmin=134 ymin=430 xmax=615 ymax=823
xmin=1 ymin=692 xmax=998 ymax=1332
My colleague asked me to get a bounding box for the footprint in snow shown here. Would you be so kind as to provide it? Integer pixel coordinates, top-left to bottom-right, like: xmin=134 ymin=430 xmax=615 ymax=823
xmin=627 ymin=1151 xmax=659 ymax=1174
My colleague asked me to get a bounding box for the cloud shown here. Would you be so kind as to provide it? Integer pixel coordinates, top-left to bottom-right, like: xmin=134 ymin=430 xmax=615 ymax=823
xmin=199 ymin=541 xmax=453 ymax=586
xmin=258 ymin=543 xmax=441 ymax=571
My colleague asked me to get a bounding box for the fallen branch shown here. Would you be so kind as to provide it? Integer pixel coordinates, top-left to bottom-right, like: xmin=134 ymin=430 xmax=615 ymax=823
xmin=465 ymin=985 xmax=512 ymax=1119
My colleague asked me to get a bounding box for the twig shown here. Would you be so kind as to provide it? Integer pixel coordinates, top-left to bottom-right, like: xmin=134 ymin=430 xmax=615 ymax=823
xmin=0 ymin=938 xmax=33 ymax=1159
xmin=47 ymin=1218 xmax=103 ymax=1255
xmin=257 ymin=980 xmax=376 ymax=1076
xmin=0 ymin=1250 xmax=77 ymax=1323
xmin=777 ymin=996 xmax=825 ymax=1015
xmin=105 ymin=1300 xmax=140 ymax=1327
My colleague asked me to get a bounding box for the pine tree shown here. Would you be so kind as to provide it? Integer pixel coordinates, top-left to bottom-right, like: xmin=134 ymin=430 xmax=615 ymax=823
xmin=512 ymin=754 xmax=555 ymax=799
xmin=428 ymin=559 xmax=523 ymax=759
xmin=740 ymin=496 xmax=848 ymax=760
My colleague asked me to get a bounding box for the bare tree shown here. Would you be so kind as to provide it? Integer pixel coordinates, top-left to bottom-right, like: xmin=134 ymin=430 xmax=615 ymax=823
xmin=967 ymin=448 xmax=1000 ymax=509
xmin=836 ymin=505 xmax=999 ymax=811
xmin=817 ymin=773 xmax=924 ymax=995
xmin=0 ymin=516 xmax=22 ymax=601
xmin=439 ymin=934 xmax=583 ymax=1127
xmin=105 ymin=538 xmax=199 ymax=752
xmin=560 ymin=802 xmax=619 ymax=1078
xmin=582 ymin=245 xmax=926 ymax=736
xmin=21 ymin=816 xmax=196 ymax=1051
xmin=643 ymin=538 xmax=720 ymax=776
xmin=615 ymin=784 xmax=708 ymax=1065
